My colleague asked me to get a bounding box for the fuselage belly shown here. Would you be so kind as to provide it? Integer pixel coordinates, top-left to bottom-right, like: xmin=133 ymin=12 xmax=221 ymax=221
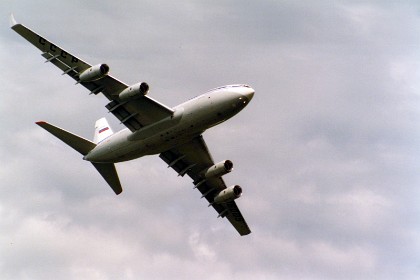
xmin=84 ymin=85 xmax=254 ymax=163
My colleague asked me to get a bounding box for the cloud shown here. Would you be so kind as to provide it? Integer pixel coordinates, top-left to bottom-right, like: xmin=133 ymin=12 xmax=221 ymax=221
xmin=2 ymin=0 xmax=420 ymax=279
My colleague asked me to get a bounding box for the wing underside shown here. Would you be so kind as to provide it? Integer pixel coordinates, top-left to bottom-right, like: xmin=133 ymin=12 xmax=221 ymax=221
xmin=160 ymin=136 xmax=251 ymax=236
xmin=11 ymin=18 xmax=174 ymax=131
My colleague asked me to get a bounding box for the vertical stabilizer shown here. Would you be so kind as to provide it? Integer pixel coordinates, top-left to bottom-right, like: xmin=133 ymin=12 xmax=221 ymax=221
xmin=94 ymin=117 xmax=113 ymax=144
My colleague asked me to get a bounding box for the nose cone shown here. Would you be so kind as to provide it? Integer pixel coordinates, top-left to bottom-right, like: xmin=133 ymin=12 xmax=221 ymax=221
xmin=244 ymin=87 xmax=255 ymax=101
xmin=235 ymin=85 xmax=254 ymax=101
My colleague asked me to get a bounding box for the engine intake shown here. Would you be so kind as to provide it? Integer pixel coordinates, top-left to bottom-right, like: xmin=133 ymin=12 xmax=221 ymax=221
xmin=119 ymin=82 xmax=149 ymax=101
xmin=204 ymin=160 xmax=233 ymax=179
xmin=78 ymin=64 xmax=109 ymax=82
xmin=214 ymin=185 xmax=242 ymax=204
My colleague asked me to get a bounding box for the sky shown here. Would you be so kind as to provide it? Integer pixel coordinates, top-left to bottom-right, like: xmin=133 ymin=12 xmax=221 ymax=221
xmin=2 ymin=0 xmax=420 ymax=279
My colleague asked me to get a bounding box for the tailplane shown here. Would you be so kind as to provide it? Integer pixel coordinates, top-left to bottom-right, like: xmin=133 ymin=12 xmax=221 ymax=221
xmin=91 ymin=163 xmax=122 ymax=194
xmin=94 ymin=117 xmax=113 ymax=144
xmin=36 ymin=121 xmax=95 ymax=155
xmin=36 ymin=120 xmax=122 ymax=195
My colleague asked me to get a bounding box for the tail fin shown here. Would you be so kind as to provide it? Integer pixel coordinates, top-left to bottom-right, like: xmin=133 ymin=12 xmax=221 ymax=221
xmin=94 ymin=117 xmax=113 ymax=144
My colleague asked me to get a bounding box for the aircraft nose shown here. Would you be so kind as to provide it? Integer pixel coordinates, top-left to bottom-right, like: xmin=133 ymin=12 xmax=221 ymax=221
xmin=234 ymin=85 xmax=254 ymax=101
xmin=244 ymin=87 xmax=255 ymax=101
xmin=239 ymin=86 xmax=254 ymax=102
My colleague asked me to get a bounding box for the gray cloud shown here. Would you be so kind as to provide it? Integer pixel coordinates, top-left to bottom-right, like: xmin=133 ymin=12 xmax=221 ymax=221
xmin=2 ymin=0 xmax=420 ymax=279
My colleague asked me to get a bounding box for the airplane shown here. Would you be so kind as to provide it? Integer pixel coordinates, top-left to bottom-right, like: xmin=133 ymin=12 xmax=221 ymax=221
xmin=10 ymin=15 xmax=254 ymax=236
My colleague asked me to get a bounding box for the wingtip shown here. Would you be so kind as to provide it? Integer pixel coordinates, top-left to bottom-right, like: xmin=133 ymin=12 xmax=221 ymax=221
xmin=35 ymin=121 xmax=47 ymax=126
xmin=9 ymin=13 xmax=18 ymax=28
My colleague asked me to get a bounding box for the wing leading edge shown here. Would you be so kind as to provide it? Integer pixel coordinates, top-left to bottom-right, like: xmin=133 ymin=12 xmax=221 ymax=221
xmin=160 ymin=136 xmax=251 ymax=236
xmin=10 ymin=15 xmax=174 ymax=131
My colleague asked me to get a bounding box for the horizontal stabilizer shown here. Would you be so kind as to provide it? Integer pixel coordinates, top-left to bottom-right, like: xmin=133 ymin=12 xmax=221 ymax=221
xmin=36 ymin=121 xmax=96 ymax=155
xmin=91 ymin=163 xmax=123 ymax=195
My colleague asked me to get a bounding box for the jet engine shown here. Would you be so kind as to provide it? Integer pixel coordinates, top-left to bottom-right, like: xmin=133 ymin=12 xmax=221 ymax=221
xmin=204 ymin=160 xmax=233 ymax=179
xmin=78 ymin=64 xmax=109 ymax=82
xmin=214 ymin=185 xmax=242 ymax=204
xmin=119 ymin=82 xmax=149 ymax=101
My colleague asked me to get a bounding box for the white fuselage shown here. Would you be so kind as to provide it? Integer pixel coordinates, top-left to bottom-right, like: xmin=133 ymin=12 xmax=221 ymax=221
xmin=83 ymin=85 xmax=254 ymax=163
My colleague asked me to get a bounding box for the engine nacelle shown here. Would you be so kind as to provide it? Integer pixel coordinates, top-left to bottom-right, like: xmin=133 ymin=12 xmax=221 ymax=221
xmin=119 ymin=82 xmax=149 ymax=101
xmin=214 ymin=185 xmax=242 ymax=204
xmin=204 ymin=160 xmax=233 ymax=179
xmin=78 ymin=64 xmax=109 ymax=82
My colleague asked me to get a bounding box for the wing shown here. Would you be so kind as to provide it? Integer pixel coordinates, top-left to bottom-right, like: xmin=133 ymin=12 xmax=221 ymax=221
xmin=10 ymin=15 xmax=174 ymax=131
xmin=160 ymin=136 xmax=251 ymax=236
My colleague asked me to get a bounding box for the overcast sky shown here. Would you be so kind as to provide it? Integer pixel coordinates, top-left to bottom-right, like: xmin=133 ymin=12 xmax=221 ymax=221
xmin=2 ymin=0 xmax=420 ymax=279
